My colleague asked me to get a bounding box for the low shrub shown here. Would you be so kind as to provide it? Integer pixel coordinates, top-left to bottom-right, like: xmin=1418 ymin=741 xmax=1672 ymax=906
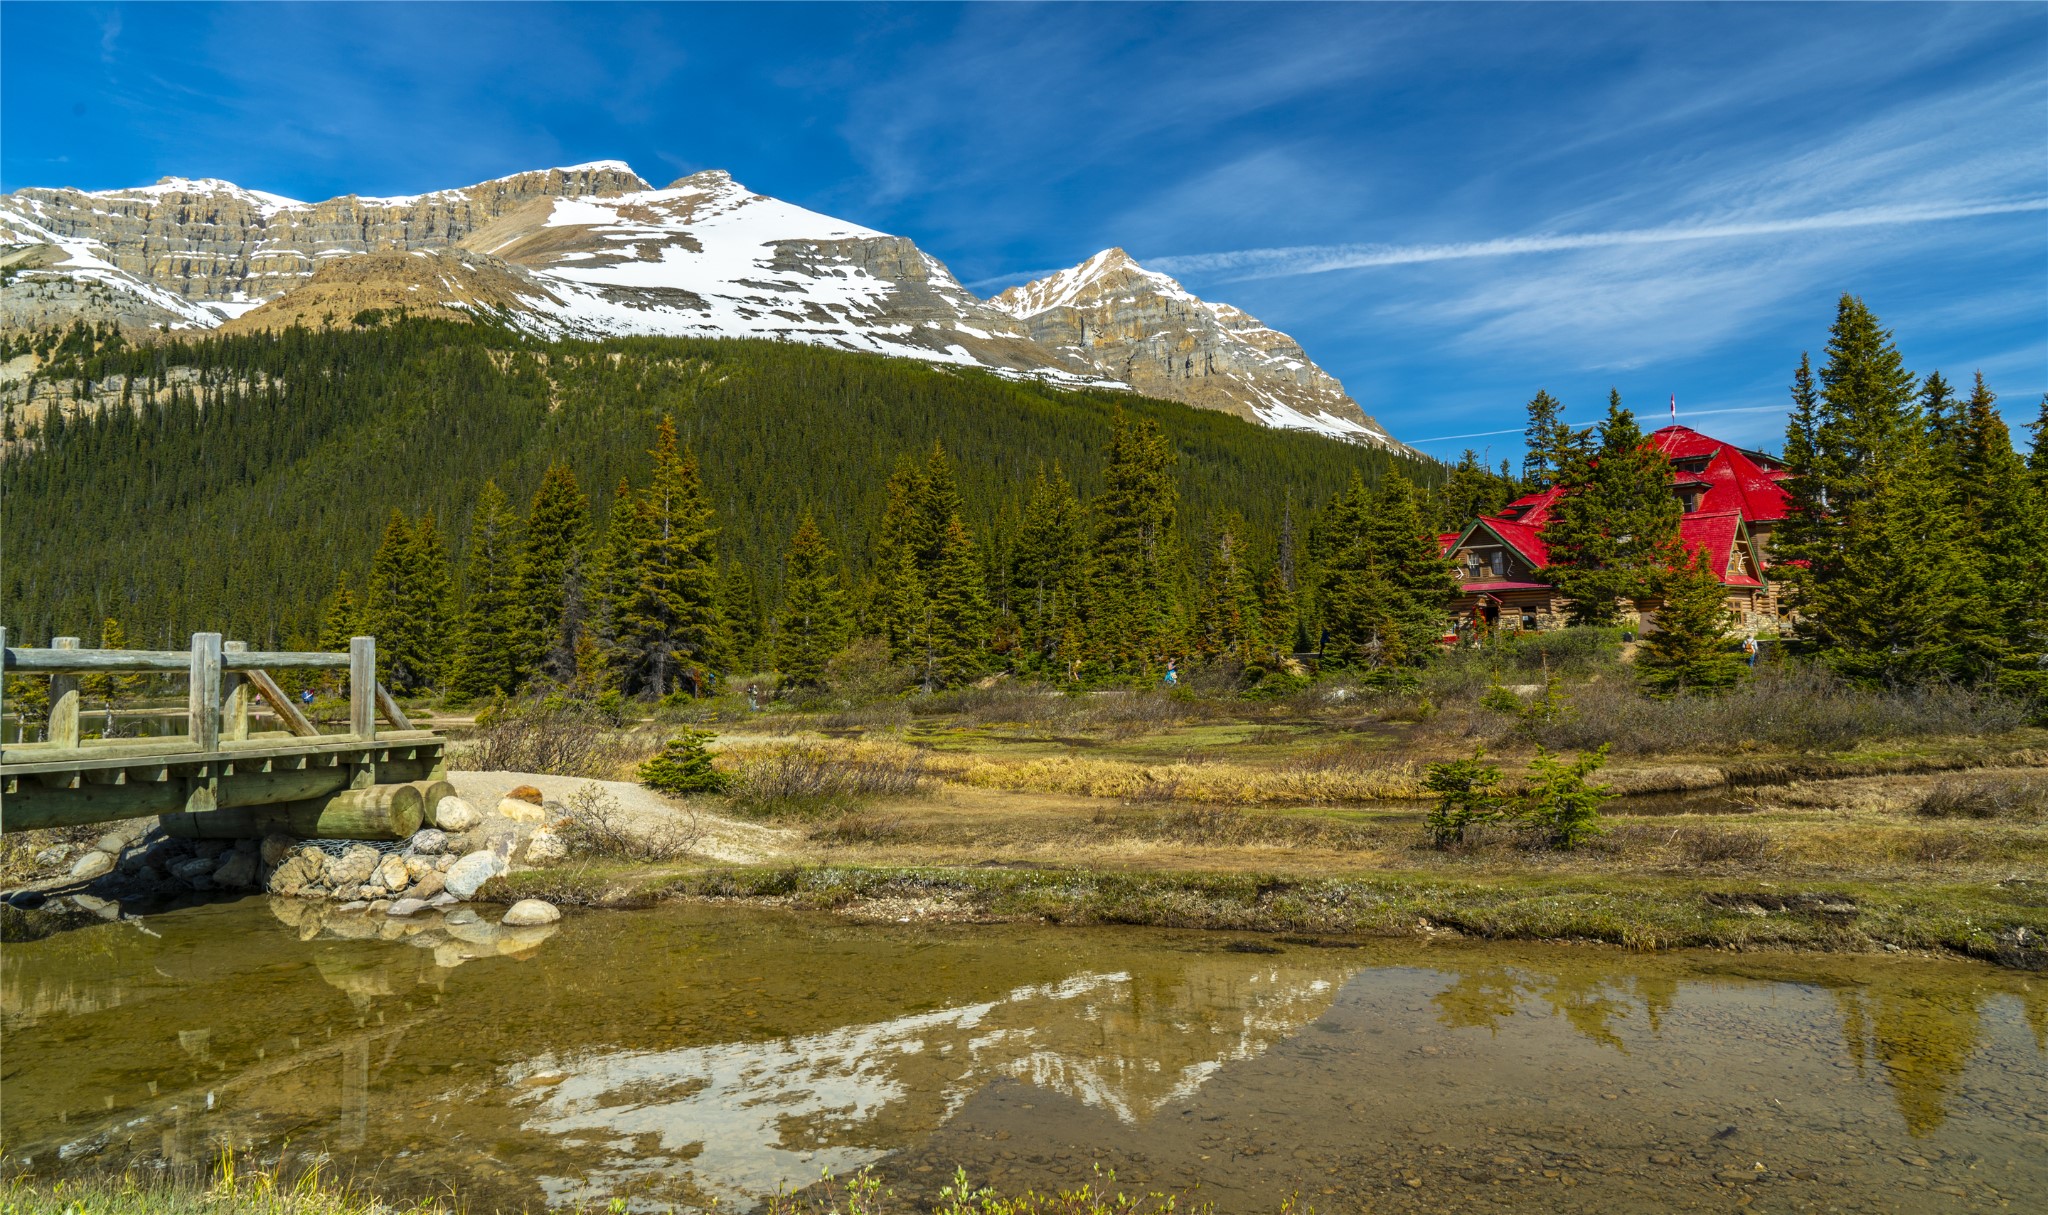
xmin=1672 ymin=824 xmax=1777 ymax=865
xmin=1421 ymin=748 xmax=1506 ymax=848
xmin=557 ymin=783 xmax=702 ymax=861
xmin=1916 ymin=775 xmax=2048 ymax=821
xmin=1518 ymin=745 xmax=1613 ymax=849
xmin=728 ymin=744 xmax=932 ymax=818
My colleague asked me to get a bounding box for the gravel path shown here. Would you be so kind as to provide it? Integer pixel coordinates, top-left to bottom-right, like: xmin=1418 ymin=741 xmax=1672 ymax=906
xmin=447 ymin=770 xmax=792 ymax=864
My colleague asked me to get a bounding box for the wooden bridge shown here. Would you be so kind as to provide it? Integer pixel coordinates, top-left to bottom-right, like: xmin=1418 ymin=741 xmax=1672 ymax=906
xmin=2 ymin=630 xmax=448 ymax=841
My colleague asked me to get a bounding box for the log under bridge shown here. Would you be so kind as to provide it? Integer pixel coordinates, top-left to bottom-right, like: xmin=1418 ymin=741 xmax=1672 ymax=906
xmin=2 ymin=631 xmax=448 ymax=841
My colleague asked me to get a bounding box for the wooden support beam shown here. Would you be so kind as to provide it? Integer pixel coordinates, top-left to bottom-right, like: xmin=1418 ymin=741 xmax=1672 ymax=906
xmin=244 ymin=668 xmax=319 ymax=738
xmin=48 ymin=638 xmax=80 ymax=749
xmin=222 ymin=651 xmax=349 ymax=671
xmin=222 ymin=641 xmax=252 ymax=742
xmin=4 ymin=648 xmax=191 ymax=673
xmin=188 ymin=633 xmax=222 ymax=754
xmin=348 ymin=636 xmax=376 ymax=741
xmin=375 ymin=683 xmax=412 ymax=730
xmin=162 ymin=782 xmax=424 ymax=841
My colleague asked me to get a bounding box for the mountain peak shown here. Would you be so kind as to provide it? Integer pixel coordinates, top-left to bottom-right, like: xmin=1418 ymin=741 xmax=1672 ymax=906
xmin=988 ymin=252 xmax=1404 ymax=450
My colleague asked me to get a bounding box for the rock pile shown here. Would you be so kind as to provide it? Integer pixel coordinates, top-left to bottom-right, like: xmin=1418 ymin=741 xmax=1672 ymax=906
xmin=5 ymin=795 xmax=566 ymax=932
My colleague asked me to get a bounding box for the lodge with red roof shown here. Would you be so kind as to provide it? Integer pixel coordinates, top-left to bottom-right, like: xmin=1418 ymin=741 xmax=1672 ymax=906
xmin=1439 ymin=424 xmax=1790 ymax=634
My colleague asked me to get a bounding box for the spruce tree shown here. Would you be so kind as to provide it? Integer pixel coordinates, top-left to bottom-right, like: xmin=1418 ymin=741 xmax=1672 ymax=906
xmin=1521 ymin=389 xmax=1574 ymax=489
xmin=1258 ymin=566 xmax=1297 ymax=665
xmin=2028 ymin=395 xmax=2048 ymax=481
xmin=1947 ymin=373 xmax=2048 ymax=695
xmin=616 ymin=417 xmax=724 ymax=698
xmin=920 ymin=517 xmax=993 ymax=689
xmin=1194 ymin=519 xmax=1263 ymax=665
xmin=1009 ymin=464 xmax=1088 ymax=671
xmin=519 ymin=462 xmax=589 ymax=685
xmin=1086 ymin=412 xmax=1182 ymax=673
xmin=365 ymin=512 xmax=439 ymax=694
xmin=1636 ymin=549 xmax=1742 ymax=695
xmin=911 ymin=441 xmax=964 ymax=573
xmin=316 ymin=573 xmax=363 ymax=695
xmin=582 ymin=478 xmax=644 ymax=692
xmin=1316 ymin=471 xmax=1453 ymax=669
xmin=774 ymin=512 xmax=850 ymax=687
xmin=865 ymin=460 xmax=928 ymax=659
xmin=1543 ymin=393 xmax=1682 ymax=625
xmin=1775 ymin=352 xmax=1827 ymax=571
xmin=448 ymin=480 xmax=525 ymax=704
xmin=412 ymin=511 xmax=456 ymax=689
xmin=718 ymin=560 xmax=767 ymax=674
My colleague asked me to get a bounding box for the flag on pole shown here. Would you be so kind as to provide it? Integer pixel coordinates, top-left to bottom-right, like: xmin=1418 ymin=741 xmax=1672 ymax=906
xmin=1669 ymin=393 xmax=1677 ymax=422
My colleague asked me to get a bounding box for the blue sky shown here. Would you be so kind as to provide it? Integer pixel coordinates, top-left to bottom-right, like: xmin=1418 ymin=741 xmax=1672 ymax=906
xmin=4 ymin=2 xmax=2043 ymax=462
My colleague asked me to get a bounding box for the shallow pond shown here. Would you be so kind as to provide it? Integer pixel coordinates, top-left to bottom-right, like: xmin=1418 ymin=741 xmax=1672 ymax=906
xmin=2 ymin=898 xmax=2043 ymax=1213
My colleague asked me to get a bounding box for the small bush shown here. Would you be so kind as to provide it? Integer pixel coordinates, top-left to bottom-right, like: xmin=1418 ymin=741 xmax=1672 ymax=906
xmin=557 ymin=783 xmax=703 ymax=861
xmin=1516 ymin=745 xmax=1612 ymax=849
xmin=1421 ymin=748 xmax=1506 ymax=848
xmin=1916 ymin=775 xmax=2048 ymax=821
xmin=637 ymin=731 xmax=730 ymax=795
xmin=1673 ymin=825 xmax=1776 ymax=865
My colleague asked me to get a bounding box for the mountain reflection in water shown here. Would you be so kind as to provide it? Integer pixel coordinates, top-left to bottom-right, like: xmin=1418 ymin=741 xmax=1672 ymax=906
xmin=2 ymin=898 xmax=2042 ymax=1213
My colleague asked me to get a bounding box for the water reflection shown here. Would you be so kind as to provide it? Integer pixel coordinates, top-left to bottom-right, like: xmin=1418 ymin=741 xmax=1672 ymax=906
xmin=2 ymin=901 xmax=2042 ymax=1213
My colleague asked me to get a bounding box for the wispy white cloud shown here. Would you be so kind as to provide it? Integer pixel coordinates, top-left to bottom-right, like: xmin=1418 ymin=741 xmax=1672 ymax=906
xmin=1148 ymin=197 xmax=2048 ymax=281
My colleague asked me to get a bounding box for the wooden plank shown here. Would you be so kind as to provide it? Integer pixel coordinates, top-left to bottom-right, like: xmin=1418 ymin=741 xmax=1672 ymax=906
xmin=349 ymin=636 xmax=376 ymax=741
xmin=244 ymin=668 xmax=319 ymax=737
xmin=222 ymin=651 xmax=350 ymax=670
xmin=4 ymin=648 xmax=192 ymax=673
xmin=48 ymin=638 xmax=80 ymax=749
xmin=223 ymin=641 xmax=252 ymax=742
xmin=374 ymin=683 xmax=412 ymax=730
xmin=5 ymin=648 xmax=347 ymax=673
xmin=188 ymin=633 xmax=222 ymax=754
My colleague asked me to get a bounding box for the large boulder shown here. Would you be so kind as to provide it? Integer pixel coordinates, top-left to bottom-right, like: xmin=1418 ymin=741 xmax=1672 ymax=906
xmin=502 ymin=899 xmax=561 ymax=927
xmin=524 ymin=828 xmax=567 ymax=864
xmin=410 ymin=869 xmax=447 ymax=901
xmin=168 ymin=855 xmax=217 ymax=883
xmin=431 ymin=797 xmax=479 ymax=831
xmin=496 ymin=798 xmax=546 ymax=824
xmin=409 ymin=828 xmax=450 ymax=856
xmin=442 ymin=850 xmax=503 ymax=900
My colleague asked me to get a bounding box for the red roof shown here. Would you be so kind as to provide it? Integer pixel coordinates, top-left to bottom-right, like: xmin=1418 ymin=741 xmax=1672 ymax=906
xmin=1649 ymin=425 xmax=1791 ymax=524
xmin=1677 ymin=510 xmax=1761 ymax=585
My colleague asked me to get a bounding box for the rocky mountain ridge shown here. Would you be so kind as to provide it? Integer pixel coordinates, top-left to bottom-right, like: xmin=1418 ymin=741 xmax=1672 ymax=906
xmin=1 ymin=163 xmax=1406 ymax=450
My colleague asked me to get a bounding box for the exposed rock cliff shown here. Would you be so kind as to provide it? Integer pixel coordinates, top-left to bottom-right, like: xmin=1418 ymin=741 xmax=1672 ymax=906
xmin=991 ymin=248 xmax=1404 ymax=449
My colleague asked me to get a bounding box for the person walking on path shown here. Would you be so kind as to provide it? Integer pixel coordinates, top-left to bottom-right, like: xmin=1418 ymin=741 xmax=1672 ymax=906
xmin=1743 ymin=635 xmax=1759 ymax=669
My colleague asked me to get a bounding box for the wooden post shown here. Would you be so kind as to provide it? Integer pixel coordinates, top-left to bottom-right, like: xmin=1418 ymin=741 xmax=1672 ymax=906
xmin=348 ymin=636 xmax=376 ymax=741
xmin=49 ymin=638 xmax=80 ymax=749
xmin=0 ymin=626 xmax=7 ymax=748
xmin=222 ymin=641 xmax=252 ymax=742
xmin=188 ymin=633 xmax=222 ymax=753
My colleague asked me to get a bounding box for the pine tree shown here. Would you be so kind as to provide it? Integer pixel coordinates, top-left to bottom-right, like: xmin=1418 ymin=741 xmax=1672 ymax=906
xmin=1945 ymin=372 xmax=2048 ymax=695
xmin=1086 ymin=412 xmax=1182 ymax=673
xmin=315 ymin=573 xmax=363 ymax=695
xmin=583 ymin=478 xmax=644 ymax=686
xmin=1920 ymin=372 xmax=1962 ymax=487
xmin=1775 ymin=352 xmax=1827 ymax=572
xmin=1316 ymin=471 xmax=1453 ymax=669
xmin=448 ymin=480 xmax=525 ymax=704
xmin=920 ymin=517 xmax=993 ymax=689
xmin=1009 ymin=464 xmax=1088 ymax=671
xmin=865 ymin=460 xmax=928 ymax=659
xmin=365 ymin=511 xmax=441 ymax=694
xmin=1521 ymin=389 xmax=1586 ymax=489
xmin=1543 ymin=393 xmax=1682 ymax=625
xmin=774 ymin=512 xmax=850 ymax=687
xmin=2028 ymin=395 xmax=2048 ymax=481
xmin=1194 ymin=519 xmax=1263 ymax=665
xmin=911 ymin=441 xmax=964 ymax=573
xmin=615 ymin=417 xmax=724 ymax=698
xmin=1440 ymin=448 xmax=1515 ymax=527
xmin=519 ymin=463 xmax=589 ymax=685
xmin=1636 ymin=549 xmax=1742 ymax=694
xmin=718 ymin=559 xmax=767 ymax=674
xmin=1257 ymin=566 xmax=1297 ymax=665
xmin=412 ymin=511 xmax=455 ymax=688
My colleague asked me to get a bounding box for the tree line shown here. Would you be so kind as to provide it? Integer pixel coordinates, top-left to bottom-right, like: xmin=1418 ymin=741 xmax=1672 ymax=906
xmin=320 ymin=409 xmax=1459 ymax=701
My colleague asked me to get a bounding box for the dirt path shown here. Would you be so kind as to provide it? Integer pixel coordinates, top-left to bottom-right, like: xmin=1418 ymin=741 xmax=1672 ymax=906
xmin=446 ymin=770 xmax=793 ymax=864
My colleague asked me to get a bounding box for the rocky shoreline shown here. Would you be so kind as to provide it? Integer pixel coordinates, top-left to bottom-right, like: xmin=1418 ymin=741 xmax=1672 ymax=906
xmin=4 ymin=787 xmax=565 ymax=930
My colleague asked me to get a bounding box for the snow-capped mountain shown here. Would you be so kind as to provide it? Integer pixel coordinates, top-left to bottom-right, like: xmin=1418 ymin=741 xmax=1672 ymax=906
xmin=991 ymin=248 xmax=1397 ymax=446
xmin=0 ymin=163 xmax=1406 ymax=449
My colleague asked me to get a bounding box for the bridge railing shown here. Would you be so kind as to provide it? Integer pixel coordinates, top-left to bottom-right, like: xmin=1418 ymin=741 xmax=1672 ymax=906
xmin=1 ymin=629 xmax=410 ymax=756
